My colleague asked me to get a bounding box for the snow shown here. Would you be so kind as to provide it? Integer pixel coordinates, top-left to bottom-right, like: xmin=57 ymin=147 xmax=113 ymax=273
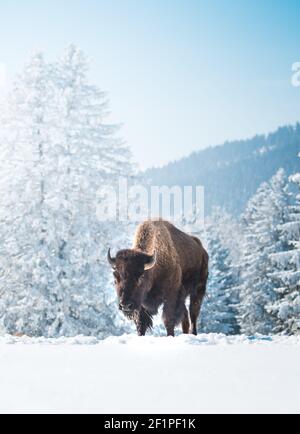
xmin=254 ymin=145 xmax=276 ymax=156
xmin=0 ymin=333 xmax=299 ymax=414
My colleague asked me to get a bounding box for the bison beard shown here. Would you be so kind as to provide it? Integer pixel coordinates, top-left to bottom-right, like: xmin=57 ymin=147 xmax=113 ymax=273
xmin=108 ymin=220 xmax=209 ymax=337
xmin=134 ymin=308 xmax=154 ymax=336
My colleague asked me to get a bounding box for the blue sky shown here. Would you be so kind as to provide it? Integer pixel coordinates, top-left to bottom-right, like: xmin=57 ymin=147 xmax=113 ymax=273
xmin=0 ymin=0 xmax=300 ymax=168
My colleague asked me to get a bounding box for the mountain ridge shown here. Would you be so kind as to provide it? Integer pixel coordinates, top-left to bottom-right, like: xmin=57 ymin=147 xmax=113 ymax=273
xmin=144 ymin=124 xmax=300 ymax=216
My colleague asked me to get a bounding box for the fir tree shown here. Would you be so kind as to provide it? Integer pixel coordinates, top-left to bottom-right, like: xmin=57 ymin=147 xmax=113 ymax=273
xmin=0 ymin=47 xmax=133 ymax=337
xmin=201 ymin=226 xmax=239 ymax=334
xmin=267 ymin=171 xmax=300 ymax=334
xmin=238 ymin=169 xmax=291 ymax=335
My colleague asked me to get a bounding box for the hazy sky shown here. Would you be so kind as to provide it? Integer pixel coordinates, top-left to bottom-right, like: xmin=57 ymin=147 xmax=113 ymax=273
xmin=1 ymin=0 xmax=300 ymax=169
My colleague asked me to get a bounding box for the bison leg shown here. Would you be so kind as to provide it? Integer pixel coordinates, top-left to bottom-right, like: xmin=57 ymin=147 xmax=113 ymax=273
xmin=189 ymin=290 xmax=205 ymax=336
xmin=163 ymin=292 xmax=186 ymax=337
xmin=135 ymin=307 xmax=153 ymax=336
xmin=182 ymin=306 xmax=190 ymax=334
xmin=162 ymin=301 xmax=176 ymax=337
xmin=190 ymin=256 xmax=209 ymax=335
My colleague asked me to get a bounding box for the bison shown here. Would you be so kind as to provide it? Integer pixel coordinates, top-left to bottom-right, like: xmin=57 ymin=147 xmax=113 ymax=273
xmin=108 ymin=220 xmax=209 ymax=337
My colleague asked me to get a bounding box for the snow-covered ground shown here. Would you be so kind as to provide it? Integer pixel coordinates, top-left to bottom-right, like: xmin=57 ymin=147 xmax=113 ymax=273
xmin=0 ymin=333 xmax=299 ymax=414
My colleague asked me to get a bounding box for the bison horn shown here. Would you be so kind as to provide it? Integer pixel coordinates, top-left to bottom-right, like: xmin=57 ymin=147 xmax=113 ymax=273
xmin=144 ymin=252 xmax=157 ymax=271
xmin=107 ymin=249 xmax=116 ymax=268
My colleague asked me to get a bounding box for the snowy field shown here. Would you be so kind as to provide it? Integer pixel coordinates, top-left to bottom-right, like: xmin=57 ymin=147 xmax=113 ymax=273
xmin=0 ymin=333 xmax=299 ymax=414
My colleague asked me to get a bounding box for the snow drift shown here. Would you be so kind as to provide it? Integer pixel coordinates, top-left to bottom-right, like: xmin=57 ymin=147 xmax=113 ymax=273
xmin=0 ymin=333 xmax=299 ymax=414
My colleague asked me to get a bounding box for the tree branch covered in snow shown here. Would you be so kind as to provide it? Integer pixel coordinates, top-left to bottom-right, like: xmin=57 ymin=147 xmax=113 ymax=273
xmin=0 ymin=46 xmax=134 ymax=338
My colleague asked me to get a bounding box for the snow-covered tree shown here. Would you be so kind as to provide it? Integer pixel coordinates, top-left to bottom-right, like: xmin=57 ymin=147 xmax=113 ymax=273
xmin=267 ymin=171 xmax=300 ymax=334
xmin=0 ymin=52 xmax=60 ymax=336
xmin=200 ymin=211 xmax=240 ymax=335
xmin=200 ymin=227 xmax=238 ymax=335
xmin=238 ymin=169 xmax=291 ymax=335
xmin=46 ymin=45 xmax=133 ymax=336
xmin=0 ymin=47 xmax=134 ymax=338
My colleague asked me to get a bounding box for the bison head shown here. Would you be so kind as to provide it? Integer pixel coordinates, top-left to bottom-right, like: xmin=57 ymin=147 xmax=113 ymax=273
xmin=107 ymin=249 xmax=156 ymax=317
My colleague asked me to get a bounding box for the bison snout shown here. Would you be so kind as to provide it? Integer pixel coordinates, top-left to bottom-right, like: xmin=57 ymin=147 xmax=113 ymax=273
xmin=119 ymin=301 xmax=136 ymax=312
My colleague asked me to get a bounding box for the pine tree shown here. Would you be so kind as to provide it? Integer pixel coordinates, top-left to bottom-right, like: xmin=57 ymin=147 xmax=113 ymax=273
xmin=200 ymin=212 xmax=240 ymax=335
xmin=267 ymin=171 xmax=300 ymax=334
xmin=238 ymin=169 xmax=291 ymax=335
xmin=0 ymin=52 xmax=60 ymax=336
xmin=0 ymin=47 xmax=134 ymax=338
xmin=47 ymin=45 xmax=133 ymax=337
xmin=200 ymin=229 xmax=237 ymax=334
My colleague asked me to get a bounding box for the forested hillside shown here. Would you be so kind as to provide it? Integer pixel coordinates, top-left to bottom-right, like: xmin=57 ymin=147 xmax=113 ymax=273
xmin=145 ymin=125 xmax=300 ymax=215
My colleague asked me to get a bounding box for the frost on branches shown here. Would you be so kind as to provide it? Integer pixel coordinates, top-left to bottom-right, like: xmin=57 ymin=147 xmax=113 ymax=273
xmin=0 ymin=46 xmax=134 ymax=338
xmin=267 ymin=169 xmax=300 ymax=334
xmin=237 ymin=170 xmax=293 ymax=335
